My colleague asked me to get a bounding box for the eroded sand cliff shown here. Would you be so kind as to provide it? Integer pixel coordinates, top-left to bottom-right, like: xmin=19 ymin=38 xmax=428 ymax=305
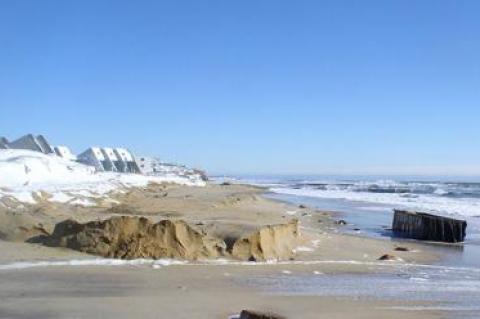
xmin=37 ymin=216 xmax=301 ymax=261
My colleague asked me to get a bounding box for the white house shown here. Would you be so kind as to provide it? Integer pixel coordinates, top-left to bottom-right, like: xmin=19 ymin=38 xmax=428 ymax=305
xmin=54 ymin=146 xmax=77 ymax=161
xmin=134 ymin=156 xmax=207 ymax=181
xmin=135 ymin=156 xmax=161 ymax=175
xmin=101 ymin=147 xmax=122 ymax=172
xmin=77 ymin=146 xmax=142 ymax=173
xmin=135 ymin=156 xmax=183 ymax=175
xmin=8 ymin=134 xmax=54 ymax=154
xmin=114 ymin=148 xmax=140 ymax=173
xmin=77 ymin=147 xmax=108 ymax=172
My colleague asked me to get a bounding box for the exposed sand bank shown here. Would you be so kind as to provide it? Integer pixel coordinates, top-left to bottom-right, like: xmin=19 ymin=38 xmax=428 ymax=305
xmin=0 ymin=183 xmax=438 ymax=264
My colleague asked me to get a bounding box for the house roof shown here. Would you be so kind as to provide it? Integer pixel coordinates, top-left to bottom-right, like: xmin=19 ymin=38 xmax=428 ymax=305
xmin=114 ymin=148 xmax=134 ymax=162
xmin=54 ymin=146 xmax=77 ymax=160
xmin=90 ymin=147 xmax=106 ymax=161
xmin=102 ymin=148 xmax=119 ymax=161
xmin=8 ymin=134 xmax=53 ymax=154
xmin=36 ymin=135 xmax=54 ymax=154
xmin=0 ymin=137 xmax=9 ymax=149
xmin=78 ymin=147 xmax=106 ymax=161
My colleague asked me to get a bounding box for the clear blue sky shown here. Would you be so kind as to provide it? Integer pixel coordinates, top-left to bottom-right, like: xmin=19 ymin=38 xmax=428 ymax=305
xmin=1 ymin=1 xmax=479 ymax=175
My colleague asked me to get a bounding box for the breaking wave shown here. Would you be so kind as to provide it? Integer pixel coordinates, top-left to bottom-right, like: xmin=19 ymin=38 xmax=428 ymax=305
xmin=270 ymin=179 xmax=480 ymax=217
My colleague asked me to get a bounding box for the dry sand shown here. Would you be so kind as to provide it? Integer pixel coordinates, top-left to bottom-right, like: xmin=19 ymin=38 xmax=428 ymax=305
xmin=0 ymin=183 xmax=443 ymax=318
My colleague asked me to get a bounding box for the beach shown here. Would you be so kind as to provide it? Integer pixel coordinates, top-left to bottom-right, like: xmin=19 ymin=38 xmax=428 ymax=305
xmin=0 ymin=263 xmax=443 ymax=319
xmin=2 ymin=1 xmax=478 ymax=317
xmin=0 ymin=182 xmax=454 ymax=319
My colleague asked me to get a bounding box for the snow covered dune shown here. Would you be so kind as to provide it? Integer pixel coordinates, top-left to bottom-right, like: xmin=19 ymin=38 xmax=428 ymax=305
xmin=0 ymin=149 xmax=95 ymax=187
xmin=0 ymin=149 xmax=205 ymax=205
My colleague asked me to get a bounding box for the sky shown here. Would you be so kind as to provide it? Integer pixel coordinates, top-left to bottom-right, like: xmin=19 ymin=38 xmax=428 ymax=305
xmin=1 ymin=1 xmax=479 ymax=175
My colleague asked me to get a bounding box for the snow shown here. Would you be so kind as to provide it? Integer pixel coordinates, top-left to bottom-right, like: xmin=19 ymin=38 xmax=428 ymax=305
xmin=0 ymin=149 xmax=205 ymax=205
xmin=293 ymin=246 xmax=315 ymax=253
xmin=49 ymin=192 xmax=74 ymax=203
xmin=0 ymin=258 xmax=187 ymax=271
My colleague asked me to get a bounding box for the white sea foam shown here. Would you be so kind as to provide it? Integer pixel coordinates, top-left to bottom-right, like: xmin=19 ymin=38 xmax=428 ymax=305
xmin=271 ymin=186 xmax=480 ymax=217
xmin=358 ymin=206 xmax=392 ymax=212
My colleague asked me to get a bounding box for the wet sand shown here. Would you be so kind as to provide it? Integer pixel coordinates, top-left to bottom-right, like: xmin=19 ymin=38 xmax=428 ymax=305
xmin=0 ymin=264 xmax=444 ymax=319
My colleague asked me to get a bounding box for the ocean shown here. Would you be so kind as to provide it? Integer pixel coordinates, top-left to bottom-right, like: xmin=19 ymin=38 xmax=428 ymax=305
xmin=219 ymin=174 xmax=480 ymax=317
xmin=223 ymin=175 xmax=480 ymax=241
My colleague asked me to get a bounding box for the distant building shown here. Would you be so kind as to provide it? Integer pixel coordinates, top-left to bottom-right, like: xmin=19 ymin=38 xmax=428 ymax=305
xmin=135 ymin=156 xmax=207 ymax=180
xmin=101 ymin=147 xmax=122 ymax=172
xmin=135 ymin=156 xmax=162 ymax=175
xmin=4 ymin=134 xmax=144 ymax=175
xmin=135 ymin=156 xmax=184 ymax=175
xmin=7 ymin=134 xmax=54 ymax=154
xmin=77 ymin=147 xmax=140 ymax=173
xmin=77 ymin=147 xmax=109 ymax=172
xmin=114 ymin=148 xmax=141 ymax=173
xmin=0 ymin=137 xmax=9 ymax=149
xmin=54 ymin=146 xmax=77 ymax=161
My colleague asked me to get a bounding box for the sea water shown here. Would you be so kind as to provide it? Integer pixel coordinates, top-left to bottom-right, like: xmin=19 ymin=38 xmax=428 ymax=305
xmin=222 ymin=175 xmax=480 ymax=318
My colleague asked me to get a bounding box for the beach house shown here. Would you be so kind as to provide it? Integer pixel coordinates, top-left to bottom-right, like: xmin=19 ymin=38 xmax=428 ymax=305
xmin=113 ymin=148 xmax=140 ymax=173
xmin=54 ymin=146 xmax=77 ymax=161
xmin=7 ymin=134 xmax=54 ymax=154
xmin=78 ymin=146 xmax=141 ymax=173
xmin=77 ymin=147 xmax=109 ymax=172
xmin=135 ymin=156 xmax=162 ymax=175
xmin=101 ymin=147 xmax=123 ymax=172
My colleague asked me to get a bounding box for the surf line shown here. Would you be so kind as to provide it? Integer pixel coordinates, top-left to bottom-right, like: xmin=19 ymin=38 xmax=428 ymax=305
xmin=1 ymin=258 xmax=480 ymax=273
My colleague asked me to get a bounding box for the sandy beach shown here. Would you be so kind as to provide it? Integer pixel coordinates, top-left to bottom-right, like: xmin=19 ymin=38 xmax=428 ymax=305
xmin=0 ymin=183 xmax=445 ymax=319
xmin=0 ymin=264 xmax=443 ymax=319
xmin=3 ymin=0 xmax=480 ymax=317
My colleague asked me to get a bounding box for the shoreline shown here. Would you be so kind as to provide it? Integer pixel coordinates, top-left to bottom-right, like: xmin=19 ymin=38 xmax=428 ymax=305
xmin=0 ymin=263 xmax=444 ymax=319
xmin=0 ymin=182 xmax=461 ymax=319
xmin=0 ymin=182 xmax=440 ymax=266
xmin=265 ymin=189 xmax=478 ymax=268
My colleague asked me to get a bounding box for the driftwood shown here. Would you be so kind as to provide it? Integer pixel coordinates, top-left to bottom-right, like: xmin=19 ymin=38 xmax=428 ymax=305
xmin=392 ymin=210 xmax=467 ymax=243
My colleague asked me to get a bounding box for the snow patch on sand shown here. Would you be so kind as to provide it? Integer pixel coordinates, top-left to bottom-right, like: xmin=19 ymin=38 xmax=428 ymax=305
xmin=293 ymin=246 xmax=315 ymax=253
xmin=0 ymin=149 xmax=206 ymax=206
xmin=2 ymin=258 xmax=465 ymax=271
xmin=0 ymin=258 xmax=187 ymax=270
